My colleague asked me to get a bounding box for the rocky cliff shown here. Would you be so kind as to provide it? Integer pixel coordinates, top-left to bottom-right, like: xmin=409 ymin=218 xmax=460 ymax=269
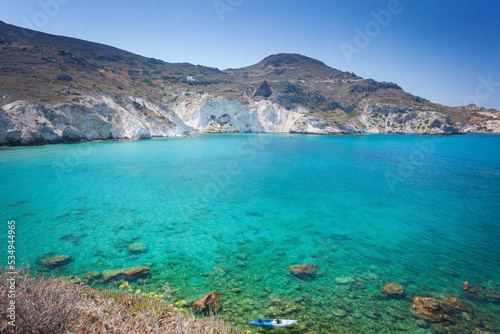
xmin=1 ymin=93 xmax=464 ymax=146
xmin=0 ymin=96 xmax=190 ymax=146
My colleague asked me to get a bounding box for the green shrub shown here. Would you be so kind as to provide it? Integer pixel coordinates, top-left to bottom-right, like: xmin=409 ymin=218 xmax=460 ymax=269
xmin=132 ymin=101 xmax=144 ymax=111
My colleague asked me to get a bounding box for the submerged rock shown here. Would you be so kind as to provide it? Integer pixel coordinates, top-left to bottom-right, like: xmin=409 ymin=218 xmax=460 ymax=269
xmin=36 ymin=253 xmax=73 ymax=269
xmin=335 ymin=276 xmax=356 ymax=285
xmin=128 ymin=242 xmax=148 ymax=254
xmin=331 ymin=308 xmax=347 ymax=318
xmin=381 ymin=283 xmax=405 ymax=298
xmin=287 ymin=264 xmax=321 ymax=280
xmin=60 ymin=233 xmax=87 ymax=245
xmin=414 ymin=319 xmax=430 ymax=329
xmin=57 ymin=275 xmax=82 ymax=284
xmin=411 ymin=297 xmax=452 ymax=322
xmin=265 ymin=298 xmax=302 ymax=317
xmin=463 ymin=281 xmax=500 ymax=304
xmin=82 ymin=270 xmax=102 ymax=283
xmin=191 ymin=291 xmax=223 ymax=314
xmin=443 ymin=297 xmax=472 ymax=312
xmin=113 ymin=235 xmax=141 ymax=250
xmin=47 ymin=255 xmax=73 ymax=268
xmin=235 ymin=253 xmax=247 ymax=261
xmin=101 ymin=266 xmax=150 ymax=282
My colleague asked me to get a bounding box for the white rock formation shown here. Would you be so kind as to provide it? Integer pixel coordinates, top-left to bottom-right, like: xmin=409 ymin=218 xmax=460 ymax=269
xmin=0 ymin=92 xmax=481 ymax=146
xmin=0 ymin=96 xmax=191 ymax=145
xmin=355 ymin=104 xmax=459 ymax=134
xmin=169 ymin=94 xmax=350 ymax=135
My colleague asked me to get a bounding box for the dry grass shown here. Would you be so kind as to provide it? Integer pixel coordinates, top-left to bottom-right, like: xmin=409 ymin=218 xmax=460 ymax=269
xmin=0 ymin=267 xmax=245 ymax=334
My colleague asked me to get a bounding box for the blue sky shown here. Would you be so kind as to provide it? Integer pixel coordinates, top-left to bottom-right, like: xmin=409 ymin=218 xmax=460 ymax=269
xmin=1 ymin=0 xmax=499 ymax=108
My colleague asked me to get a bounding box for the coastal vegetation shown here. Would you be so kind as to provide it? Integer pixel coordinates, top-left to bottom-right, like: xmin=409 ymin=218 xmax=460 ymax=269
xmin=0 ymin=266 xmax=243 ymax=333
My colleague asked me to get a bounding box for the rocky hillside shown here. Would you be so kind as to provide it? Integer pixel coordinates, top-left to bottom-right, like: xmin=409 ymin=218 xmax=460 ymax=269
xmin=0 ymin=21 xmax=498 ymax=146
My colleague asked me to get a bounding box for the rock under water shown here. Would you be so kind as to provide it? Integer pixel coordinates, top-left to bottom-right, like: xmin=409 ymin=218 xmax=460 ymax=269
xmin=411 ymin=297 xmax=452 ymax=322
xmin=381 ymin=283 xmax=405 ymax=298
xmin=287 ymin=263 xmax=321 ymax=280
xmin=191 ymin=291 xmax=223 ymax=314
xmin=101 ymin=266 xmax=150 ymax=282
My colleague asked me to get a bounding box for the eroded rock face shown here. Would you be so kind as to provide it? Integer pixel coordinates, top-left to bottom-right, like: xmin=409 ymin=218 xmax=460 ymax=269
xmin=0 ymin=96 xmax=191 ymax=146
xmin=101 ymin=266 xmax=150 ymax=282
xmin=355 ymin=104 xmax=461 ymax=135
xmin=287 ymin=264 xmax=321 ymax=280
xmin=253 ymin=81 xmax=272 ymax=98
xmin=411 ymin=297 xmax=452 ymax=322
xmin=381 ymin=283 xmax=405 ymax=297
xmin=191 ymin=291 xmax=223 ymax=314
xmin=0 ymin=92 xmax=481 ymax=147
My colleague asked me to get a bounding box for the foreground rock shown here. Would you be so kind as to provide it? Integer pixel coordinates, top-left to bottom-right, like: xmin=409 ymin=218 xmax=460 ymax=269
xmin=191 ymin=291 xmax=223 ymax=314
xmin=287 ymin=264 xmax=321 ymax=280
xmin=463 ymin=281 xmax=500 ymax=304
xmin=410 ymin=297 xmax=452 ymax=322
xmin=381 ymin=283 xmax=405 ymax=298
xmin=102 ymin=266 xmax=150 ymax=282
xmin=36 ymin=253 xmax=73 ymax=269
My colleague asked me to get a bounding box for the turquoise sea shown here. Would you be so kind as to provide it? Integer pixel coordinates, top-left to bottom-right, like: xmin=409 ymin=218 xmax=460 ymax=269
xmin=1 ymin=133 xmax=500 ymax=333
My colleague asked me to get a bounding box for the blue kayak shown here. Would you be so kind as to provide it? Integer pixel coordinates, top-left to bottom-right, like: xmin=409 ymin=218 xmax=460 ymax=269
xmin=249 ymin=319 xmax=297 ymax=328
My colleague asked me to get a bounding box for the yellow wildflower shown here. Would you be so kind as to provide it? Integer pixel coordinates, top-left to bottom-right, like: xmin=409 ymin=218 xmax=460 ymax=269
xmin=175 ymin=300 xmax=187 ymax=307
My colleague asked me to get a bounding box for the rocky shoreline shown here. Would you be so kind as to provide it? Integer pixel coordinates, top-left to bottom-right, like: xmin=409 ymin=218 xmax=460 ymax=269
xmin=2 ymin=93 xmax=499 ymax=147
xmin=34 ymin=251 xmax=500 ymax=333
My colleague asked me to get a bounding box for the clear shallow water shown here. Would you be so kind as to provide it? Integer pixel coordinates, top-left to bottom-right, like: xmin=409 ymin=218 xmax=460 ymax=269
xmin=1 ymin=133 xmax=500 ymax=333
